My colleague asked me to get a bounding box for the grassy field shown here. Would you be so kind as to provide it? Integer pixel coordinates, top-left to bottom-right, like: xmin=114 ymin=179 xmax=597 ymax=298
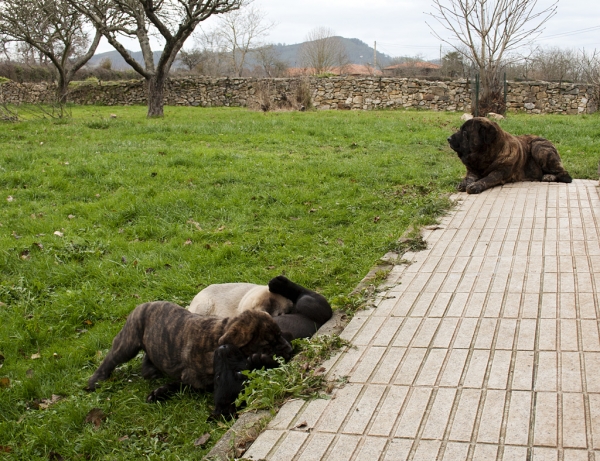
xmin=0 ymin=106 xmax=598 ymax=460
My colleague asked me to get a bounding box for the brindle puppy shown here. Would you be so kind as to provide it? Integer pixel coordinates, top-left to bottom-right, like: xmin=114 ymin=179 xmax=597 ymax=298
xmin=448 ymin=117 xmax=572 ymax=194
xmin=87 ymin=301 xmax=292 ymax=402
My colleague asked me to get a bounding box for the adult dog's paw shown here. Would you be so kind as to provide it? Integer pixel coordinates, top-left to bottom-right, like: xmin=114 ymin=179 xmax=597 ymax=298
xmin=466 ymin=182 xmax=485 ymax=194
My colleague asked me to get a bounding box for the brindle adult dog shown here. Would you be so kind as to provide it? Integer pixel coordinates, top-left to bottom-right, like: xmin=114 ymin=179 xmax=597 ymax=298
xmin=448 ymin=117 xmax=572 ymax=194
xmin=87 ymin=301 xmax=292 ymax=403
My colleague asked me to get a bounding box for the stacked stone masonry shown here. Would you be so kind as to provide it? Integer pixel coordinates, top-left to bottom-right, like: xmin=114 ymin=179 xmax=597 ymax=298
xmin=0 ymin=77 xmax=595 ymax=114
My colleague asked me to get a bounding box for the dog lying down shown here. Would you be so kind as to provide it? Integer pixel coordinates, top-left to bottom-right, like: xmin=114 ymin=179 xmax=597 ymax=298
xmin=190 ymin=275 xmax=333 ymax=340
xmin=188 ymin=282 xmax=293 ymax=318
xmin=87 ymin=301 xmax=292 ymax=417
xmin=448 ymin=117 xmax=572 ymax=194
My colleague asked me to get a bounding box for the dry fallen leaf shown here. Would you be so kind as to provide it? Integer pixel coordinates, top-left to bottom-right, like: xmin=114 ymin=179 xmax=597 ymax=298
xmin=193 ymin=433 xmax=210 ymax=447
xmin=53 ymin=231 xmax=64 ymax=237
xmin=85 ymin=408 xmax=106 ymax=429
xmin=68 ymin=215 xmax=75 ymax=219
xmin=0 ymin=446 xmax=12 ymax=453
xmin=31 ymin=353 xmax=41 ymax=360
xmin=186 ymin=219 xmax=203 ymax=231
xmin=6 ymin=196 xmax=14 ymax=202
xmin=373 ymin=216 xmax=380 ymax=223
xmin=184 ymin=239 xmax=192 ymax=245
xmin=118 ymin=435 xmax=129 ymax=442
xmin=294 ymin=421 xmax=308 ymax=430
xmin=0 ymin=377 xmax=10 ymax=388
xmin=38 ymin=394 xmax=62 ymax=410
xmin=20 ymin=250 xmax=30 ymax=260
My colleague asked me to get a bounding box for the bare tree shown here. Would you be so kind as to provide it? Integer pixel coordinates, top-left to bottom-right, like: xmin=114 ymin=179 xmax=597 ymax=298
xmin=68 ymin=0 xmax=243 ymax=117
xmin=191 ymin=29 xmax=231 ymax=75
xmin=254 ymin=44 xmax=288 ymax=77
xmin=427 ymin=0 xmax=557 ymax=114
xmin=207 ymin=5 xmax=274 ymax=77
xmin=529 ymin=47 xmax=579 ymax=84
xmin=579 ymin=49 xmax=600 ymax=112
xmin=178 ymin=48 xmax=205 ymax=71
xmin=299 ymin=27 xmax=349 ymax=75
xmin=0 ymin=0 xmax=101 ymax=103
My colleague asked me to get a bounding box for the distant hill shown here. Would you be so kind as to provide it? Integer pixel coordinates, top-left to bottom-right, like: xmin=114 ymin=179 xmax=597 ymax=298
xmin=87 ymin=37 xmax=392 ymax=71
xmin=87 ymin=50 xmax=161 ymax=71
xmin=269 ymin=37 xmax=391 ymax=68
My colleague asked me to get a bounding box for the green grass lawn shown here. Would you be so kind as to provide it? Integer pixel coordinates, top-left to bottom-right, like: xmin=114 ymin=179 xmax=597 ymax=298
xmin=0 ymin=106 xmax=598 ymax=460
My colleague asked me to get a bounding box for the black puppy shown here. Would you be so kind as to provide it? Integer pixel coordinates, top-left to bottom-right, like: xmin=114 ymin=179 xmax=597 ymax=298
xmin=268 ymin=275 xmax=333 ymax=340
xmin=211 ymin=343 xmax=289 ymax=418
xmin=87 ymin=302 xmax=292 ymax=402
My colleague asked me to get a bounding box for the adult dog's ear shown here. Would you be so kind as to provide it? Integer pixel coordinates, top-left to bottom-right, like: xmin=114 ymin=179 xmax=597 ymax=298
xmin=218 ymin=310 xmax=271 ymax=348
xmin=479 ymin=121 xmax=498 ymax=145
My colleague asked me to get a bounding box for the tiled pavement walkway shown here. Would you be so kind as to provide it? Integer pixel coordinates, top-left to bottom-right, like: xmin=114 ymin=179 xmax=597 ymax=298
xmin=243 ymin=179 xmax=600 ymax=461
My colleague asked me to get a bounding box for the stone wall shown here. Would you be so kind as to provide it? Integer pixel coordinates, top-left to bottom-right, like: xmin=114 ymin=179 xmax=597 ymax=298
xmin=0 ymin=76 xmax=595 ymax=114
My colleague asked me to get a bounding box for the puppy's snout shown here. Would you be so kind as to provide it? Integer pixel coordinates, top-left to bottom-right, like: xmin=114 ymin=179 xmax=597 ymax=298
xmin=447 ymin=137 xmax=452 ymax=143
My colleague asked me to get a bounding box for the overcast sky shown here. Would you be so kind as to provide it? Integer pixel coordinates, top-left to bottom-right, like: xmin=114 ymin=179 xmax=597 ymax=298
xmin=96 ymin=0 xmax=600 ymax=60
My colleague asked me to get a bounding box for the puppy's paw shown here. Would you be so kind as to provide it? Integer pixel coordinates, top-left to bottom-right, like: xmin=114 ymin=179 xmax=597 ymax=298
xmin=466 ymin=182 xmax=485 ymax=194
xmin=457 ymin=181 xmax=467 ymax=192
xmin=542 ymin=174 xmax=557 ymax=182
xmin=268 ymin=275 xmax=291 ymax=293
xmin=146 ymin=384 xmax=174 ymax=402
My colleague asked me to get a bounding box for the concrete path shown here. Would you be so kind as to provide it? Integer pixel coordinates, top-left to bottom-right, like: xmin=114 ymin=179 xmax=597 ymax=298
xmin=243 ymin=180 xmax=600 ymax=461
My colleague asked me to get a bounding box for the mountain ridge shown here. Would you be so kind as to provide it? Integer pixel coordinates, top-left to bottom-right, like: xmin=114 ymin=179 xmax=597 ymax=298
xmin=87 ymin=37 xmax=393 ymax=71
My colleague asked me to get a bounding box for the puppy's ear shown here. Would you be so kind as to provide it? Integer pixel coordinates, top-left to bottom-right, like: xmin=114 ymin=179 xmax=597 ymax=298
xmin=479 ymin=121 xmax=498 ymax=145
xmin=219 ymin=311 xmax=270 ymax=348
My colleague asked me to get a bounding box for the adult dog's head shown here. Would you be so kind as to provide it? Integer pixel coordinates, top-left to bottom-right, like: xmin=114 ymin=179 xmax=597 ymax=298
xmin=448 ymin=117 xmax=500 ymax=167
xmin=219 ymin=309 xmax=293 ymax=361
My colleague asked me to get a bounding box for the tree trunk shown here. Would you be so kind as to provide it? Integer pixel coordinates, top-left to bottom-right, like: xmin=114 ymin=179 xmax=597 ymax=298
xmin=55 ymin=71 xmax=69 ymax=106
xmin=147 ymin=74 xmax=167 ymax=118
